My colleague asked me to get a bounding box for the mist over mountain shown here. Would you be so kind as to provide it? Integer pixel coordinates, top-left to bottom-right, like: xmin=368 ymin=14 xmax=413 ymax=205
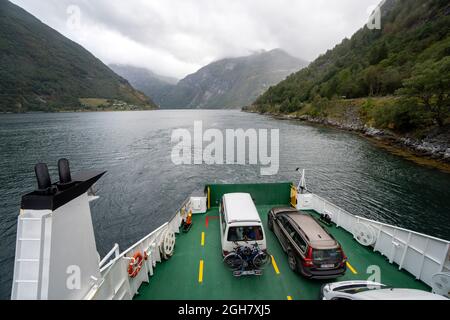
xmin=156 ymin=49 xmax=308 ymax=109
xmin=109 ymin=64 xmax=178 ymax=107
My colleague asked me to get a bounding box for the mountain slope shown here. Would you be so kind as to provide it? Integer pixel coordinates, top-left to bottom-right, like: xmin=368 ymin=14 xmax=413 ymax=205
xmin=0 ymin=0 xmax=156 ymax=112
xmin=253 ymin=0 xmax=449 ymax=115
xmin=109 ymin=64 xmax=177 ymax=107
xmin=162 ymin=49 xmax=308 ymax=109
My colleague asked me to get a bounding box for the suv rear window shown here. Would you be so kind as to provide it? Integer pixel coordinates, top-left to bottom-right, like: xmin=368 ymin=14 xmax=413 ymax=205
xmin=228 ymin=226 xmax=264 ymax=242
xmin=312 ymin=249 xmax=342 ymax=262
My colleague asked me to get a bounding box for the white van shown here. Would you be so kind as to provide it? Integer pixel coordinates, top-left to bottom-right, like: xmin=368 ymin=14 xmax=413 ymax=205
xmin=219 ymin=193 xmax=267 ymax=256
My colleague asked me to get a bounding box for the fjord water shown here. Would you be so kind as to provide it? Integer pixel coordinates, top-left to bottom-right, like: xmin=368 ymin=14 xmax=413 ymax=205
xmin=0 ymin=110 xmax=449 ymax=299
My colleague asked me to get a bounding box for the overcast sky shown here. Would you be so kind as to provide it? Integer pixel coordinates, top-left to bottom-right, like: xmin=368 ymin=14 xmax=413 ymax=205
xmin=11 ymin=0 xmax=380 ymax=79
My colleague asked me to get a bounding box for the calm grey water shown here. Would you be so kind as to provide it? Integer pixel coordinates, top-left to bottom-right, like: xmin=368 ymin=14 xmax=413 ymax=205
xmin=0 ymin=110 xmax=449 ymax=299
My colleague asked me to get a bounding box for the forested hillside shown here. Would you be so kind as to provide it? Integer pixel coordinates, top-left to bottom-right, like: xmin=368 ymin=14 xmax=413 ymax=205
xmin=0 ymin=0 xmax=156 ymax=112
xmin=252 ymin=0 xmax=449 ymax=132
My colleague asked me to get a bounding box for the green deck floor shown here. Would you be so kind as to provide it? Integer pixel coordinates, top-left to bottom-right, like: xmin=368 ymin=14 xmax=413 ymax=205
xmin=135 ymin=206 xmax=430 ymax=300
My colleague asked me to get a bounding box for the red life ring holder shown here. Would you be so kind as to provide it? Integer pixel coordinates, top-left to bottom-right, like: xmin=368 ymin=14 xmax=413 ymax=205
xmin=128 ymin=252 xmax=144 ymax=278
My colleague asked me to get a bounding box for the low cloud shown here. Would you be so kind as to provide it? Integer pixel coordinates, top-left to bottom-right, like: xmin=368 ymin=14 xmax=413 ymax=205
xmin=11 ymin=0 xmax=379 ymax=79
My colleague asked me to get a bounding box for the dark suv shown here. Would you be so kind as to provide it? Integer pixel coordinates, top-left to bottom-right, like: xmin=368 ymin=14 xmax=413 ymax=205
xmin=268 ymin=207 xmax=347 ymax=279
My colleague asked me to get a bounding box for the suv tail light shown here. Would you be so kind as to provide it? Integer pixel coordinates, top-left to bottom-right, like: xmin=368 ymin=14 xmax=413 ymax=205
xmin=303 ymin=247 xmax=314 ymax=267
xmin=223 ymin=250 xmax=230 ymax=257
xmin=339 ymin=248 xmax=348 ymax=267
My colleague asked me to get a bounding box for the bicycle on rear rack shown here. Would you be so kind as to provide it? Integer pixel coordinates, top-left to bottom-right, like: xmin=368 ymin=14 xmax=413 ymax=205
xmin=223 ymin=242 xmax=270 ymax=277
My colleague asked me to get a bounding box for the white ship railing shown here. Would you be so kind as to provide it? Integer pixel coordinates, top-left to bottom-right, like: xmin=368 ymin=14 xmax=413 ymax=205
xmin=85 ymin=198 xmax=190 ymax=300
xmin=297 ymin=192 xmax=450 ymax=288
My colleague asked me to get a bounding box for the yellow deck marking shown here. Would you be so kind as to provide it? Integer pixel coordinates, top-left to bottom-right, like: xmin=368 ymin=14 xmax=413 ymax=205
xmin=199 ymin=260 xmax=204 ymax=283
xmin=287 ymin=296 xmax=293 ymax=300
xmin=271 ymin=255 xmax=280 ymax=275
xmin=346 ymin=261 xmax=358 ymax=274
xmin=201 ymin=232 xmax=205 ymax=246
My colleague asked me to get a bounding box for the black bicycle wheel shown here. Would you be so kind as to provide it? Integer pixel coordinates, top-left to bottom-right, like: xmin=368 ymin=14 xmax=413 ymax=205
xmin=253 ymin=251 xmax=270 ymax=269
xmin=224 ymin=253 xmax=244 ymax=270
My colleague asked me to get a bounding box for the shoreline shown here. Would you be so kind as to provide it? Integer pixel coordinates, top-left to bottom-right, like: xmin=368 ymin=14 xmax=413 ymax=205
xmin=246 ymin=110 xmax=450 ymax=174
xmin=0 ymin=109 xmax=159 ymax=114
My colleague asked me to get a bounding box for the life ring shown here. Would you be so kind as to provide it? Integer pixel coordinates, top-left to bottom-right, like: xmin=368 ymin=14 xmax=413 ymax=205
xmin=128 ymin=252 xmax=144 ymax=278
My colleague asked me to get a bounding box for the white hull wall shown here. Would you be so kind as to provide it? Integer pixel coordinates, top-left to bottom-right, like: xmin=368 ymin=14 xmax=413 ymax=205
xmin=12 ymin=193 xmax=102 ymax=300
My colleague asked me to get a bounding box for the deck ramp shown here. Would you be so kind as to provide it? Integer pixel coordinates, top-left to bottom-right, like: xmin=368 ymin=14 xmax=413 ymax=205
xmin=207 ymin=183 xmax=292 ymax=207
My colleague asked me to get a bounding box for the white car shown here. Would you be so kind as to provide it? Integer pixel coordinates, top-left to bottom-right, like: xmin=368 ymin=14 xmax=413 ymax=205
xmin=321 ymin=281 xmax=448 ymax=300
xmin=219 ymin=193 xmax=267 ymax=256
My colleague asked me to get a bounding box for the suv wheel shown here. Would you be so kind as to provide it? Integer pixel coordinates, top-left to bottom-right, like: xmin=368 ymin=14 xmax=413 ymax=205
xmin=287 ymin=250 xmax=299 ymax=273
xmin=268 ymin=214 xmax=274 ymax=231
